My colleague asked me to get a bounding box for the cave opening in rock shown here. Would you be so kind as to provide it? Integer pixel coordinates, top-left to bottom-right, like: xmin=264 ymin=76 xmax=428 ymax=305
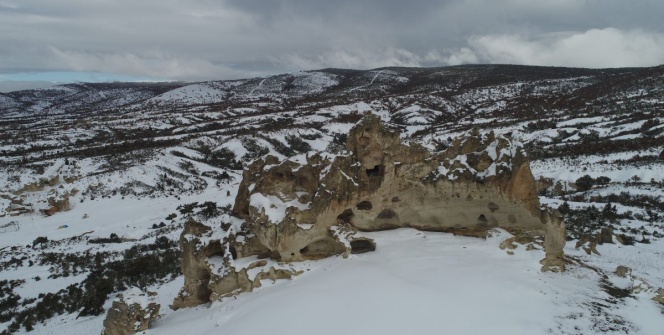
xmin=337 ymin=208 xmax=354 ymax=224
xmin=205 ymin=240 xmax=225 ymax=258
xmin=477 ymin=214 xmax=488 ymax=227
xmin=229 ymin=246 xmax=237 ymax=260
xmin=377 ymin=208 xmax=397 ymax=219
xmin=350 ymin=239 xmax=376 ymax=254
xmin=366 ymin=165 xmax=383 ymax=177
xmin=356 ymin=200 xmax=373 ymax=210
xmin=300 ymin=238 xmax=345 ymax=259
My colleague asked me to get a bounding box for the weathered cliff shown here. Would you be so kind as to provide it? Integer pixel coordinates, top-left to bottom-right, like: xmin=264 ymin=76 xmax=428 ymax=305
xmin=173 ymin=114 xmax=566 ymax=309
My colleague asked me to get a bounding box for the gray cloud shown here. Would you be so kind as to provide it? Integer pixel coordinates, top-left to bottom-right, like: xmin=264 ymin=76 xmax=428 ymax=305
xmin=0 ymin=0 xmax=663 ymax=83
xmin=448 ymin=28 xmax=664 ymax=68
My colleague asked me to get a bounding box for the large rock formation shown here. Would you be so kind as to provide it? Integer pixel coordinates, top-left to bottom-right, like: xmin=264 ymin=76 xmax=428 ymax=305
xmin=173 ymin=114 xmax=566 ymax=308
xmin=102 ymin=288 xmax=160 ymax=335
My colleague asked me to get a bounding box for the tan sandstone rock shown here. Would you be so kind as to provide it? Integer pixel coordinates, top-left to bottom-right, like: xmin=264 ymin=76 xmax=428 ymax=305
xmin=48 ymin=195 xmax=71 ymax=212
xmin=170 ymin=218 xmax=301 ymax=310
xmin=102 ymin=288 xmax=160 ymax=335
xmin=653 ymin=288 xmax=664 ymax=305
xmin=615 ymin=265 xmax=631 ymax=278
xmin=174 ymin=114 xmax=567 ymax=308
xmin=238 ymin=115 xmax=563 ymax=263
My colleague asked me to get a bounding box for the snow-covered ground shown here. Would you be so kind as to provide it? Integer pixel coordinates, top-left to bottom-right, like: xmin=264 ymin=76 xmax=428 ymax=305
xmin=16 ymin=228 xmax=662 ymax=335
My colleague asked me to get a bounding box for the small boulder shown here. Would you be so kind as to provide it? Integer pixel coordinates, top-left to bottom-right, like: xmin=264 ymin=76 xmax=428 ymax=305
xmin=500 ymin=234 xmax=536 ymax=250
xmin=48 ymin=196 xmax=71 ymax=212
xmin=582 ymin=241 xmax=600 ymax=256
xmin=653 ymin=288 xmax=664 ymax=305
xmin=102 ymin=288 xmax=160 ymax=335
xmin=499 ymin=238 xmax=517 ymax=250
xmin=597 ymin=227 xmax=613 ymax=244
xmin=615 ymin=265 xmax=631 ymax=278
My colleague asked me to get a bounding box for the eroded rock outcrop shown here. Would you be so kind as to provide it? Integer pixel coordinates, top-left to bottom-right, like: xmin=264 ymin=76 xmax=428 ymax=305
xmin=102 ymin=288 xmax=160 ymax=335
xmin=233 ymin=115 xmax=564 ymax=264
xmin=170 ymin=218 xmax=302 ymax=310
xmin=611 ymin=265 xmax=664 ymax=304
xmin=653 ymin=288 xmax=664 ymax=305
xmin=173 ymin=114 xmax=566 ymax=308
xmin=48 ymin=195 xmax=71 ymax=212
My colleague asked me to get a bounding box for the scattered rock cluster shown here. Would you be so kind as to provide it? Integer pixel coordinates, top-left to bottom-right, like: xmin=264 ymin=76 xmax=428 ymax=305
xmin=102 ymin=288 xmax=160 ymax=335
xmin=614 ymin=265 xmax=664 ymax=305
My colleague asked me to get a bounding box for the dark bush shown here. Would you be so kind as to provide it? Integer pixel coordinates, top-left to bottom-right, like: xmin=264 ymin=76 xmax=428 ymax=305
xmin=331 ymin=133 xmax=347 ymax=148
xmin=618 ymin=234 xmax=635 ymax=246
xmin=284 ymin=136 xmax=311 ymax=154
xmin=575 ymin=174 xmax=594 ymax=192
xmin=32 ymin=237 xmax=48 ymax=249
xmin=595 ymin=176 xmax=611 ymax=186
xmin=177 ymin=202 xmax=198 ymax=215
xmin=206 ymin=148 xmax=242 ymax=170
xmin=200 ymin=201 xmax=220 ymax=219
xmin=88 ymin=233 xmax=122 ymax=244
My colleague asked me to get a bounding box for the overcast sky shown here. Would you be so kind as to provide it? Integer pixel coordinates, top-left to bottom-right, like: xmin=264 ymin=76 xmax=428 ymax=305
xmin=1 ymin=0 xmax=664 ymax=91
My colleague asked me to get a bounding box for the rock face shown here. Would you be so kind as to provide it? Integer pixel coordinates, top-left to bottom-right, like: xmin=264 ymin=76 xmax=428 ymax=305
xmin=102 ymin=288 xmax=160 ymax=335
xmin=170 ymin=218 xmax=301 ymax=310
xmin=48 ymin=195 xmax=71 ymax=212
xmin=173 ymin=114 xmax=566 ymax=308
xmin=654 ymin=288 xmax=664 ymax=305
xmin=233 ymin=115 xmax=565 ymax=263
xmin=615 ymin=265 xmax=632 ymax=278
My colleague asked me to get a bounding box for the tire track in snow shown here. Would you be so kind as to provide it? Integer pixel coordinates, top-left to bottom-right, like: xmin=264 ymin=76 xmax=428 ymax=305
xmin=349 ymin=70 xmax=384 ymax=92
xmin=248 ymin=79 xmax=266 ymax=96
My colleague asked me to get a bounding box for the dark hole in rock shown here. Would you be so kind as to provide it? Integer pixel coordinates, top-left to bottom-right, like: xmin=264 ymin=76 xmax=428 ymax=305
xmin=356 ymin=201 xmax=373 ymax=210
xmin=228 ymin=246 xmax=237 ymax=260
xmin=205 ymin=240 xmax=225 ymax=258
xmin=377 ymin=209 xmax=397 ymax=219
xmin=270 ymin=250 xmax=282 ymax=261
xmin=300 ymin=239 xmax=345 ymax=259
xmin=337 ymin=209 xmax=354 ymax=224
xmin=257 ymin=250 xmax=282 ymax=261
xmin=391 ymin=196 xmax=400 ymax=202
xmin=350 ymin=239 xmax=376 ymax=254
xmin=466 ymin=154 xmax=479 ymax=167
xmin=366 ymin=165 xmax=383 ymax=177
xmin=488 ymin=202 xmax=499 ymax=213
xmin=477 ymin=214 xmax=488 ymax=227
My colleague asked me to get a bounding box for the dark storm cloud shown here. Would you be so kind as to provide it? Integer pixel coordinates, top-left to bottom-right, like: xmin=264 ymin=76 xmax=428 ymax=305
xmin=1 ymin=0 xmax=663 ymax=87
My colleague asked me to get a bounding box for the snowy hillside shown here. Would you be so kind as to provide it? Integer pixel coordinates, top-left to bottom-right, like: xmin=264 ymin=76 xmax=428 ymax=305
xmin=1 ymin=64 xmax=663 ymax=334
